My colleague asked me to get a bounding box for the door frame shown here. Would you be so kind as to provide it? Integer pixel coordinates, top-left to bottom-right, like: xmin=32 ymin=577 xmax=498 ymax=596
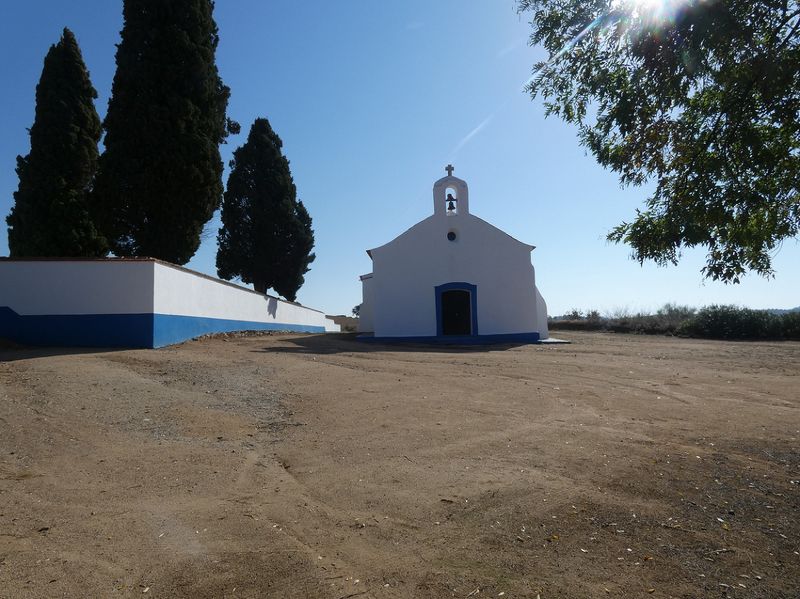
xmin=435 ymin=282 xmax=478 ymax=337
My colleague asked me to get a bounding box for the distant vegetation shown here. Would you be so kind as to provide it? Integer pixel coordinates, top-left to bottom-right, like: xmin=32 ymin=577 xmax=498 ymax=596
xmin=550 ymin=304 xmax=800 ymax=341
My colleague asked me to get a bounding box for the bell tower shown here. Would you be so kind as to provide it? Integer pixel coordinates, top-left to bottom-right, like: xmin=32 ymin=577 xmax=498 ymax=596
xmin=433 ymin=164 xmax=469 ymax=217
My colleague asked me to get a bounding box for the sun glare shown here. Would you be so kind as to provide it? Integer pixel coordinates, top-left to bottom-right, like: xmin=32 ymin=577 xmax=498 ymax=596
xmin=614 ymin=0 xmax=690 ymax=23
xmin=526 ymin=0 xmax=692 ymax=86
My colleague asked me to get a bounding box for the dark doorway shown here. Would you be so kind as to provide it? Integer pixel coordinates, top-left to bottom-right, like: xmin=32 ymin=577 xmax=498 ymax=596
xmin=441 ymin=290 xmax=472 ymax=335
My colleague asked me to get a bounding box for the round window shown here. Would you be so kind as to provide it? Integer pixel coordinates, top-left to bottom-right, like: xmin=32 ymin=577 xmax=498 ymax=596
xmin=447 ymin=231 xmax=457 ymax=241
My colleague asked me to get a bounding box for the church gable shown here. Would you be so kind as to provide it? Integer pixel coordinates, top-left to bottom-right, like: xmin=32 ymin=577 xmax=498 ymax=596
xmin=358 ymin=166 xmax=549 ymax=342
xmin=369 ymin=213 xmax=531 ymax=268
xmin=369 ymin=165 xmax=533 ymax=261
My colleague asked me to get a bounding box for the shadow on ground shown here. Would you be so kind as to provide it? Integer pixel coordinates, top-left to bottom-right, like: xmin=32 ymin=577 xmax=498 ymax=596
xmin=0 ymin=340 xmax=128 ymax=363
xmin=0 ymin=331 xmax=544 ymax=363
xmin=253 ymin=332 xmax=540 ymax=355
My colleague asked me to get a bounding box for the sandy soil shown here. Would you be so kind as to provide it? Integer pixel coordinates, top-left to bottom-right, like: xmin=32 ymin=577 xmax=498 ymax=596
xmin=0 ymin=331 xmax=798 ymax=598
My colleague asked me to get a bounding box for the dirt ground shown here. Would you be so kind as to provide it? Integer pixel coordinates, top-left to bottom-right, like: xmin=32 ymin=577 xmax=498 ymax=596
xmin=0 ymin=331 xmax=798 ymax=599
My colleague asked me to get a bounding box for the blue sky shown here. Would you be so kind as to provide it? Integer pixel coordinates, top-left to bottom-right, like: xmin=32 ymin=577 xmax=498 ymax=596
xmin=1 ymin=1 xmax=797 ymax=315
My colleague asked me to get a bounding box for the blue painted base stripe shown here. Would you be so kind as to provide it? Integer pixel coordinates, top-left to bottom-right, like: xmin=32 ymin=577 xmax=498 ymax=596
xmin=357 ymin=332 xmax=542 ymax=345
xmin=152 ymin=313 xmax=324 ymax=348
xmin=1 ymin=307 xmax=325 ymax=349
xmin=0 ymin=307 xmax=154 ymax=348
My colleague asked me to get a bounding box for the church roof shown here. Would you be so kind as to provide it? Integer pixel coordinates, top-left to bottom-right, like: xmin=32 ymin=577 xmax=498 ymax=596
xmin=366 ymin=213 xmax=535 ymax=259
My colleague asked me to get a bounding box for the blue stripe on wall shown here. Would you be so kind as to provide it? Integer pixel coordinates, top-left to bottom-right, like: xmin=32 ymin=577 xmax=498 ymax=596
xmin=151 ymin=313 xmax=324 ymax=348
xmin=0 ymin=307 xmax=325 ymax=349
xmin=0 ymin=307 xmax=154 ymax=348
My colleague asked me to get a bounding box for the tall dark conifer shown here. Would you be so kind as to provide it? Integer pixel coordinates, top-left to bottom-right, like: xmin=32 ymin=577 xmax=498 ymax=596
xmin=7 ymin=28 xmax=105 ymax=257
xmin=217 ymin=118 xmax=315 ymax=301
xmin=93 ymin=0 xmax=232 ymax=264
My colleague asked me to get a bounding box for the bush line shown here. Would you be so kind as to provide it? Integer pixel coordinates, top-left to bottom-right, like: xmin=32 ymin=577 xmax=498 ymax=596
xmin=549 ymin=304 xmax=800 ymax=340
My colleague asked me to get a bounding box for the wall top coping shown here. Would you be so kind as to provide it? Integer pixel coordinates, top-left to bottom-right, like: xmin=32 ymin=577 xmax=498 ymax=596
xmin=0 ymin=257 xmax=322 ymax=314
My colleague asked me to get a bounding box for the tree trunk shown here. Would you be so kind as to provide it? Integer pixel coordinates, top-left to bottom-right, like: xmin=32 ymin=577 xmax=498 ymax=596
xmin=252 ymin=278 xmax=267 ymax=294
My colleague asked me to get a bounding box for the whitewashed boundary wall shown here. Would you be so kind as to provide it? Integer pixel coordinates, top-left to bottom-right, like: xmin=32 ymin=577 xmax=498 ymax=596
xmin=0 ymin=258 xmax=338 ymax=348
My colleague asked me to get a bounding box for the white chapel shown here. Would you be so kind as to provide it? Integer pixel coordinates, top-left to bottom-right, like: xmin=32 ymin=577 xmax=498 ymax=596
xmin=358 ymin=166 xmax=549 ymax=342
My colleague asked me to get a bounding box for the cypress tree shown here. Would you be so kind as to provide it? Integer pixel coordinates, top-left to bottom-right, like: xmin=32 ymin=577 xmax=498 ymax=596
xmin=7 ymin=28 xmax=105 ymax=257
xmin=93 ymin=0 xmax=232 ymax=264
xmin=217 ymin=118 xmax=315 ymax=301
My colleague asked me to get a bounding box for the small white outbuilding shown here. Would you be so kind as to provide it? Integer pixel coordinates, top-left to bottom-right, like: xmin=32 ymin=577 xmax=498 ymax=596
xmin=358 ymin=166 xmax=549 ymax=342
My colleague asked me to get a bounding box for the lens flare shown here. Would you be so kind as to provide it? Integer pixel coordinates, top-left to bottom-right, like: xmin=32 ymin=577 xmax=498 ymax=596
xmin=525 ymin=0 xmax=693 ymax=87
xmin=460 ymin=0 xmax=695 ymax=159
xmin=624 ymin=0 xmax=666 ymax=11
xmin=613 ymin=0 xmax=690 ymax=24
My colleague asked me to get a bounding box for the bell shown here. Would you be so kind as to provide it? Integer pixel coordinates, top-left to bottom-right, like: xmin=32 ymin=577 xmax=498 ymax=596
xmin=447 ymin=200 xmax=456 ymax=211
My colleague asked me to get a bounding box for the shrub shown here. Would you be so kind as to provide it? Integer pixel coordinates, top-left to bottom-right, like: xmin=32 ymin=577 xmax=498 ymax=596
xmin=680 ymin=305 xmax=783 ymax=340
xmin=549 ymin=304 xmax=799 ymax=340
xmin=782 ymin=312 xmax=800 ymax=340
xmin=656 ymin=303 xmax=696 ymax=327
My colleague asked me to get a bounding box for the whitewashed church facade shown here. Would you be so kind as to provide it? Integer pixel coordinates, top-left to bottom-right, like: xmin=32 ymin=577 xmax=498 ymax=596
xmin=358 ymin=167 xmax=549 ymax=342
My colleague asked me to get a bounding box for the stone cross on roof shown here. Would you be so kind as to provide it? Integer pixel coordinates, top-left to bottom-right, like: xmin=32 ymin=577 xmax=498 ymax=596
xmin=445 ymin=164 xmax=454 ymax=177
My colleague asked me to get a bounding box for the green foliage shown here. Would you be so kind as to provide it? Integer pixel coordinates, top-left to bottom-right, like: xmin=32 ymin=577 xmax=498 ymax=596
xmin=680 ymin=305 xmax=784 ymax=339
xmin=216 ymin=118 xmax=315 ymax=302
xmin=655 ymin=302 xmax=696 ymax=328
xmin=7 ymin=28 xmax=105 ymax=257
xmin=352 ymin=304 xmax=361 ymax=317
xmin=551 ymin=303 xmax=799 ymax=339
xmin=518 ymin=0 xmax=800 ymax=282
xmin=586 ymin=309 xmax=601 ymax=322
xmin=93 ymin=0 xmax=231 ymax=264
xmin=782 ymin=311 xmax=800 ymax=339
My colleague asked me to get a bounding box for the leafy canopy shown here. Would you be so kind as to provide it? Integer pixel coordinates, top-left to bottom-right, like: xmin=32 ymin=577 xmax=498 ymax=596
xmin=519 ymin=0 xmax=800 ymax=282
xmin=7 ymin=28 xmax=105 ymax=257
xmin=217 ymin=118 xmax=315 ymax=302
